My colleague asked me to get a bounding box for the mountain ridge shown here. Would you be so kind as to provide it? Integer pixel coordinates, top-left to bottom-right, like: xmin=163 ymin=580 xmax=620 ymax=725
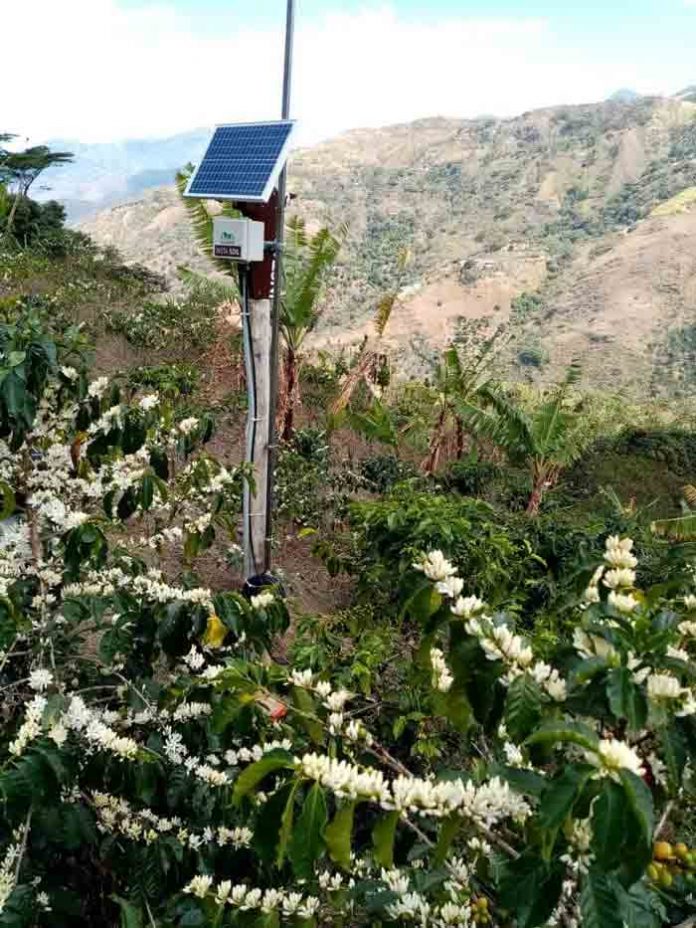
xmin=79 ymin=94 xmax=696 ymax=395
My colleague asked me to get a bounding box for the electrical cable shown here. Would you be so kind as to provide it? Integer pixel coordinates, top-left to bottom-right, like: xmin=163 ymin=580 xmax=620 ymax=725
xmin=240 ymin=265 xmax=258 ymax=576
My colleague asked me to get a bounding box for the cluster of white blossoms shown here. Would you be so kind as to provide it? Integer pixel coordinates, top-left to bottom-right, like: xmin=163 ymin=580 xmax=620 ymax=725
xmin=414 ymin=550 xmax=457 ymax=582
xmin=251 ymin=590 xmax=275 ymax=610
xmin=430 ymin=648 xmax=454 ymax=693
xmin=91 ymin=792 xmax=251 ymax=851
xmin=588 ymin=738 xmax=645 ymax=780
xmin=160 ymin=728 xmax=230 ymax=787
xmin=583 ymin=536 xmax=640 ymax=613
xmin=224 ymin=739 xmax=293 ymax=767
xmin=386 ymin=892 xmax=479 ymax=927
xmin=0 ymin=839 xmax=21 ymax=915
xmin=417 ymin=551 xmax=567 ymax=703
xmin=575 ymin=540 xmax=695 ymax=715
xmin=463 ymin=619 xmax=566 ymax=702
xmin=182 ymin=878 xmax=320 ymax=920
xmin=64 ymin=567 xmax=215 ymax=615
xmin=9 ymin=695 xmax=49 ymax=756
xmin=647 ymin=672 xmax=695 ymax=716
xmin=288 ymin=670 xmax=373 ymax=744
xmin=296 ymin=753 xmax=530 ymax=826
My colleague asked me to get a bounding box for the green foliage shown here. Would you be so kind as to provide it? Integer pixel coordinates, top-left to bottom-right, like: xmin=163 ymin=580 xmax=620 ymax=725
xmin=510 ymin=291 xmax=544 ymax=322
xmin=282 ymin=218 xmax=344 ymax=354
xmin=345 ymin=490 xmax=526 ymax=604
xmin=125 ymin=362 xmax=200 ymax=399
xmin=106 ymin=274 xmax=230 ymax=352
xmin=652 ymin=324 xmax=696 ymax=396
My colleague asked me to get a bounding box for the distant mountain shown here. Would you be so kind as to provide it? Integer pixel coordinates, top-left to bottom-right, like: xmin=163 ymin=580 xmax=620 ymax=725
xmin=80 ymin=93 xmax=696 ymax=395
xmin=36 ymin=129 xmax=211 ymax=220
xmin=608 ymin=89 xmax=641 ymax=103
xmin=676 ymin=85 xmax=696 ymax=104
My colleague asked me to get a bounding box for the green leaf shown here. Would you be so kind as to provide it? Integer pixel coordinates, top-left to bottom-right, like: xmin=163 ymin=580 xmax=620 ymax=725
xmin=433 ymin=814 xmax=460 ymax=866
xmin=618 ymin=882 xmax=666 ymax=928
xmin=276 ymin=780 xmax=299 ymax=869
xmin=591 ymin=780 xmax=628 ymax=870
xmin=253 ymin=783 xmax=295 ymax=865
xmin=505 ymin=674 xmax=542 ymax=742
xmin=404 ymin=580 xmax=442 ymax=623
xmin=606 ymin=668 xmax=647 ymax=731
xmin=324 ymin=801 xmax=355 ymax=870
xmin=580 ymin=869 xmax=623 ymax=928
xmin=658 ymin=722 xmax=686 ymax=792
xmin=0 ymin=481 xmax=15 ymax=520
xmin=538 ymin=764 xmax=594 ymax=860
xmin=525 ymin=720 xmax=599 ymax=753
xmin=233 ymin=750 xmax=294 ymax=803
xmin=498 ymin=852 xmax=564 ymax=928
xmin=289 ymin=783 xmax=328 ymax=879
xmin=372 ymin=811 xmax=399 ymax=869
xmin=112 ymin=896 xmax=143 ymax=928
xmin=290 ymin=686 xmax=323 ymax=744
xmin=140 ymin=474 xmax=154 ymax=510
xmin=618 ymin=770 xmax=654 ymax=856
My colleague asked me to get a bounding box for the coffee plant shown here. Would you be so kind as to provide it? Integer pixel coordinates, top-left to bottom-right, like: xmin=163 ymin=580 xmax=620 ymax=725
xmin=0 ymin=309 xmax=693 ymax=927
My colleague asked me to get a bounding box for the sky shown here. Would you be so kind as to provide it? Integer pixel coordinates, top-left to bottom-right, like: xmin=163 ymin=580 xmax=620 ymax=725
xmin=5 ymin=0 xmax=696 ymax=146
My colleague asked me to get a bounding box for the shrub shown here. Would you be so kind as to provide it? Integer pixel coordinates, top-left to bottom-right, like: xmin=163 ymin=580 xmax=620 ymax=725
xmin=0 ymin=308 xmax=693 ymax=927
xmin=107 ymin=276 xmax=232 ymax=352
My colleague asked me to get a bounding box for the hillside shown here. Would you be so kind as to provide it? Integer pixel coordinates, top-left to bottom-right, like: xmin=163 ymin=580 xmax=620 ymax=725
xmin=38 ymin=129 xmax=211 ymax=220
xmin=80 ymin=95 xmax=696 ymax=393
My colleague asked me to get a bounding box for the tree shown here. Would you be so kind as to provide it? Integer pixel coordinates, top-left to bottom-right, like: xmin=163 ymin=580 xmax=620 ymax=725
xmin=652 ymin=485 xmax=696 ymax=540
xmin=279 ymin=217 xmax=343 ymax=440
xmin=421 ymin=321 xmax=505 ymax=475
xmin=0 ymin=139 xmax=73 ymax=237
xmin=175 ymin=164 xmax=242 ymax=276
xmin=331 ymin=248 xmax=410 ymax=418
xmin=459 ymin=364 xmax=584 ymax=515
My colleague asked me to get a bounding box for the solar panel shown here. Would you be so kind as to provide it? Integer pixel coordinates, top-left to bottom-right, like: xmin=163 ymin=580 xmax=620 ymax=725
xmin=184 ymin=121 xmax=295 ymax=203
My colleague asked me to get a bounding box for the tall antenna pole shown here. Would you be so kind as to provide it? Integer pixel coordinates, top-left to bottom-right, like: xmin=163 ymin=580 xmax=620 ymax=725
xmin=264 ymin=0 xmax=295 ymax=571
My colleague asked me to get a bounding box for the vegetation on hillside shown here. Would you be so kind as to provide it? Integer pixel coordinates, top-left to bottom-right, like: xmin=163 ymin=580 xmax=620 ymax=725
xmin=0 ymin=119 xmax=693 ymax=927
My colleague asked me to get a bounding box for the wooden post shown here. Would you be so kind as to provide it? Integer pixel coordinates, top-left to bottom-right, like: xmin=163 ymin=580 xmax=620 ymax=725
xmin=241 ymin=280 xmax=273 ymax=578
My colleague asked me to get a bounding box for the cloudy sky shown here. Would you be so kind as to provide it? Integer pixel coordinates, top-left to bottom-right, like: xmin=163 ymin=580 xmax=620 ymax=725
xmin=6 ymin=0 xmax=696 ymax=145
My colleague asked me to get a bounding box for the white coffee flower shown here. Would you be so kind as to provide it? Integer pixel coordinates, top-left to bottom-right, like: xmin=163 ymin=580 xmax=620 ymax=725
xmin=604 ymin=536 xmax=638 ymax=570
xmin=88 ymin=376 xmax=109 ymax=399
xmin=591 ymin=738 xmax=644 ymax=779
xmin=183 ymin=875 xmax=213 ymax=898
xmin=138 ymin=394 xmax=159 ymax=411
xmin=430 ymin=647 xmax=454 ymax=693
xmin=608 ymin=591 xmax=639 ymax=614
xmin=414 ymin=550 xmax=456 ymax=582
xmin=436 ymin=576 xmax=464 ymax=599
xmin=178 ymin=417 xmax=199 ymax=436
xmin=647 ymin=672 xmax=686 ymax=701
xmin=289 ymin=668 xmax=314 ymax=688
xmin=451 ymin=595 xmax=484 ymax=618
xmin=251 ymin=591 xmax=274 ymax=610
xmin=28 ymin=668 xmax=53 ymax=691
xmin=603 ymin=568 xmax=636 ymax=590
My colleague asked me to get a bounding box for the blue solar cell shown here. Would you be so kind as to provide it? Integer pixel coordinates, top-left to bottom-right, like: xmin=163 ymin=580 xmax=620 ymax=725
xmin=184 ymin=121 xmax=295 ymax=202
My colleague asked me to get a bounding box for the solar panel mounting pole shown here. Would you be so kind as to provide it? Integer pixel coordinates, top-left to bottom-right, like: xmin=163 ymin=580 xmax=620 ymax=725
xmin=263 ymin=0 xmax=295 ymax=572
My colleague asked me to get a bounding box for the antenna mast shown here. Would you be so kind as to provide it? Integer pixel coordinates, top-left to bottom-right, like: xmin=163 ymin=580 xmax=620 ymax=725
xmin=264 ymin=0 xmax=295 ymax=570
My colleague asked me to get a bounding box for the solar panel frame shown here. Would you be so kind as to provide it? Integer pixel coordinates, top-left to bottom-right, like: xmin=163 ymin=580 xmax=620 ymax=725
xmin=183 ymin=120 xmax=296 ymax=203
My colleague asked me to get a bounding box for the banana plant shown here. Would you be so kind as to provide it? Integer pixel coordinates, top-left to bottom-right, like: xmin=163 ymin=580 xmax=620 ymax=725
xmin=331 ymin=249 xmax=411 ymax=418
xmin=279 ymin=217 xmax=344 ymax=441
xmin=652 ymin=485 xmax=696 ymax=540
xmin=422 ymin=323 xmax=504 ymax=475
xmin=458 ymin=364 xmax=584 ymax=515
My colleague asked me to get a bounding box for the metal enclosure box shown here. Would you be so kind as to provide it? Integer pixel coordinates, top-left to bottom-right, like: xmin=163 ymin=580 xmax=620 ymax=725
xmin=212 ymin=218 xmax=265 ymax=262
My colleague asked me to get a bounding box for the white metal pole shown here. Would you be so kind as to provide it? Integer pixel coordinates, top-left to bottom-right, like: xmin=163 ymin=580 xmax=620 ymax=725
xmin=263 ymin=0 xmax=295 ymax=572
